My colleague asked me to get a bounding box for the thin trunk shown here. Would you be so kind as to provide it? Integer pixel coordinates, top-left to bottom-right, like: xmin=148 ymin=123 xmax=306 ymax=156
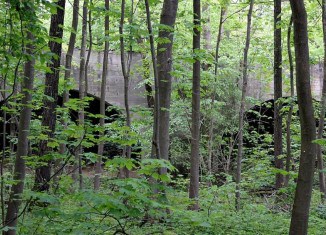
xmin=59 ymin=0 xmax=79 ymax=180
xmin=235 ymin=0 xmax=254 ymax=211
xmin=274 ymin=0 xmax=284 ymax=189
xmin=95 ymin=0 xmax=109 ymax=191
xmin=5 ymin=29 xmax=35 ymax=235
xmin=207 ymin=7 xmax=226 ymax=177
xmin=214 ymin=8 xmax=226 ymax=76
xmin=85 ymin=0 xmax=93 ymax=94
xmin=316 ymin=0 xmax=326 ymax=202
xmin=285 ymin=15 xmax=294 ymax=187
xmin=34 ymin=0 xmax=65 ymax=192
xmin=157 ymin=0 xmax=178 ymax=174
xmin=289 ymin=1 xmax=317 ymax=234
xmin=141 ymin=55 xmax=154 ymax=108
xmin=119 ymin=0 xmax=133 ymax=178
xmin=1 ymin=83 xmax=6 ymax=228
xmin=144 ymin=0 xmax=160 ymax=160
xmin=189 ymin=0 xmax=201 ymax=211
xmin=75 ymin=0 xmax=88 ymax=190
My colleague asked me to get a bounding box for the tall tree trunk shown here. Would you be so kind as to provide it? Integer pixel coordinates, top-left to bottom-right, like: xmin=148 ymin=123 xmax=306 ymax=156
xmin=119 ymin=0 xmax=133 ymax=178
xmin=235 ymin=0 xmax=254 ymax=211
xmin=1 ymin=83 xmax=7 ymax=229
xmin=95 ymin=0 xmax=109 ymax=190
xmin=59 ymin=0 xmax=79 ymax=180
xmin=285 ymin=15 xmax=294 ymax=187
xmin=189 ymin=0 xmax=201 ymax=211
xmin=157 ymin=0 xmax=178 ymax=174
xmin=144 ymin=0 xmax=160 ymax=160
xmin=85 ymin=0 xmax=93 ymax=94
xmin=34 ymin=0 xmax=66 ymax=192
xmin=274 ymin=0 xmax=284 ymax=189
xmin=316 ymin=0 xmax=326 ymax=202
xmin=5 ymin=28 xmax=35 ymax=235
xmin=207 ymin=7 xmax=226 ymax=177
xmin=75 ymin=0 xmax=88 ymax=190
xmin=289 ymin=1 xmax=317 ymax=234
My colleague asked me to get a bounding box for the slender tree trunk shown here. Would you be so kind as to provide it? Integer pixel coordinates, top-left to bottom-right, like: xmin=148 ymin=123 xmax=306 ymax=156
xmin=62 ymin=0 xmax=79 ymax=109
xmin=5 ymin=29 xmax=35 ymax=235
xmin=85 ymin=0 xmax=93 ymax=94
xmin=285 ymin=15 xmax=294 ymax=187
xmin=235 ymin=0 xmax=254 ymax=211
xmin=95 ymin=0 xmax=109 ymax=190
xmin=119 ymin=0 xmax=133 ymax=178
xmin=59 ymin=0 xmax=79 ymax=181
xmin=214 ymin=8 xmax=226 ymax=76
xmin=75 ymin=0 xmax=88 ymax=190
xmin=207 ymin=7 xmax=226 ymax=177
xmin=316 ymin=0 xmax=326 ymax=202
xmin=34 ymin=0 xmax=66 ymax=192
xmin=289 ymin=1 xmax=317 ymax=234
xmin=157 ymin=0 xmax=178 ymax=174
xmin=189 ymin=0 xmax=201 ymax=211
xmin=1 ymin=84 xmax=7 ymax=229
xmin=144 ymin=0 xmax=160 ymax=160
xmin=274 ymin=0 xmax=284 ymax=189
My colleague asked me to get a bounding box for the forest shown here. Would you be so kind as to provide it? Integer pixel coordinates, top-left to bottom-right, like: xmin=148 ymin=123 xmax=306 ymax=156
xmin=0 ymin=0 xmax=326 ymax=234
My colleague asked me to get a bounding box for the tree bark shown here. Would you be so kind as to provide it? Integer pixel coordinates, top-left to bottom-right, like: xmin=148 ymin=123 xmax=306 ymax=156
xmin=207 ymin=7 xmax=226 ymax=177
xmin=274 ymin=0 xmax=284 ymax=189
xmin=289 ymin=1 xmax=317 ymax=234
xmin=74 ymin=0 xmax=88 ymax=190
xmin=157 ymin=0 xmax=178 ymax=174
xmin=119 ymin=0 xmax=133 ymax=178
xmin=316 ymin=0 xmax=326 ymax=202
xmin=85 ymin=0 xmax=93 ymax=94
xmin=144 ymin=0 xmax=160 ymax=160
xmin=235 ymin=0 xmax=254 ymax=211
xmin=189 ymin=0 xmax=201 ymax=211
xmin=285 ymin=15 xmax=294 ymax=187
xmin=62 ymin=0 xmax=79 ymax=107
xmin=34 ymin=0 xmax=65 ymax=192
xmin=95 ymin=0 xmax=109 ymax=190
xmin=59 ymin=0 xmax=79 ymax=179
xmin=5 ymin=29 xmax=35 ymax=235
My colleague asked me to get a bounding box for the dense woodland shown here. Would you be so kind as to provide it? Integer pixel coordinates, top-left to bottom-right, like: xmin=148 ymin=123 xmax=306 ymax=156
xmin=0 ymin=0 xmax=326 ymax=234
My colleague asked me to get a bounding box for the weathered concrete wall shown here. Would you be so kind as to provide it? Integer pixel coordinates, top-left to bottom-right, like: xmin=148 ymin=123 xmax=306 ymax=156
xmin=67 ymin=49 xmax=147 ymax=108
xmin=247 ymin=64 xmax=323 ymax=101
xmin=67 ymin=48 xmax=324 ymax=107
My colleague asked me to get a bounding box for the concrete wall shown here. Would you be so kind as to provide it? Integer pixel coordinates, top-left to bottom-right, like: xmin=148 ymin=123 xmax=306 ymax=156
xmin=68 ymin=49 xmax=324 ymax=107
xmin=67 ymin=49 xmax=147 ymax=108
xmin=246 ymin=64 xmax=324 ymax=101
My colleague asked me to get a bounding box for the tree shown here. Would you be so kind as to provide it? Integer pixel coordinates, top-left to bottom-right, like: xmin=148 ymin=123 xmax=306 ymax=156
xmin=157 ymin=0 xmax=179 ymax=174
xmin=74 ymin=0 xmax=89 ymax=190
xmin=4 ymin=2 xmax=37 ymax=231
xmin=189 ymin=0 xmax=201 ymax=211
xmin=95 ymin=0 xmax=109 ymax=190
xmin=289 ymin=0 xmax=317 ymax=234
xmin=285 ymin=15 xmax=294 ymax=187
xmin=60 ymin=0 xmax=79 ymax=156
xmin=235 ymin=0 xmax=254 ymax=211
xmin=34 ymin=0 xmax=66 ymax=192
xmin=273 ymin=0 xmax=284 ymax=189
xmin=207 ymin=4 xmax=227 ymax=177
xmin=316 ymin=0 xmax=326 ymax=202
xmin=119 ymin=0 xmax=133 ymax=178
xmin=144 ymin=0 xmax=160 ymax=160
